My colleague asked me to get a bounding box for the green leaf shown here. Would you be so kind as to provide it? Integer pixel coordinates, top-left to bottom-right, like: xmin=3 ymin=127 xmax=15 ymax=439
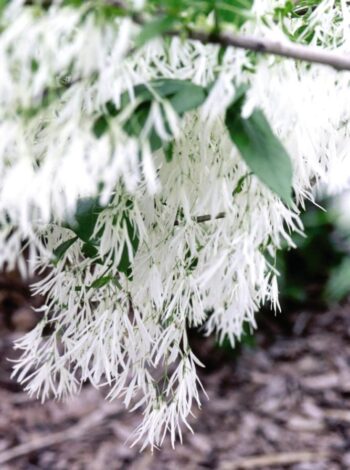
xmin=164 ymin=142 xmax=174 ymax=162
xmin=95 ymin=79 xmax=207 ymax=164
xmin=225 ymin=92 xmax=293 ymax=205
xmin=81 ymin=242 xmax=99 ymax=259
xmin=122 ymin=79 xmax=207 ymax=153
xmin=69 ymin=197 xmax=103 ymax=243
xmin=90 ymin=275 xmax=114 ymax=289
xmin=135 ymin=16 xmax=176 ymax=47
xmin=325 ymin=257 xmax=350 ymax=303
xmin=105 ymin=100 xmax=118 ymax=117
xmin=169 ymin=83 xmax=207 ymax=115
xmin=92 ymin=115 xmax=109 ymax=139
xmin=231 ymin=83 xmax=249 ymax=104
xmin=149 ymin=130 xmax=163 ymax=152
xmin=121 ymin=79 xmax=207 ymax=112
xmin=145 ymin=79 xmax=204 ymax=102
xmin=123 ymin=103 xmax=150 ymax=137
xmin=53 ymin=236 xmax=78 ymax=261
xmin=117 ymin=217 xmax=139 ymax=278
xmin=216 ymin=0 xmax=254 ymax=28
xmin=232 ymin=173 xmax=251 ymax=196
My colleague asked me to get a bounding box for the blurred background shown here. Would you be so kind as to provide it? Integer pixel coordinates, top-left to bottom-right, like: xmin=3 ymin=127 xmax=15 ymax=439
xmin=1 ymin=193 xmax=350 ymax=469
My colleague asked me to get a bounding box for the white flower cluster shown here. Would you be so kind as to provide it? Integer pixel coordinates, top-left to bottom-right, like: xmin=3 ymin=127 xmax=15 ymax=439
xmin=0 ymin=0 xmax=350 ymax=448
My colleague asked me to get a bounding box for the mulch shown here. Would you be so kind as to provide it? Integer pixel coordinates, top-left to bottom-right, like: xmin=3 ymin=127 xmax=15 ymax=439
xmin=0 ymin=273 xmax=349 ymax=469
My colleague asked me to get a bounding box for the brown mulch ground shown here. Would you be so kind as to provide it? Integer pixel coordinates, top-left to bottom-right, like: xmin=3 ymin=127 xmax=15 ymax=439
xmin=0 ymin=274 xmax=349 ymax=469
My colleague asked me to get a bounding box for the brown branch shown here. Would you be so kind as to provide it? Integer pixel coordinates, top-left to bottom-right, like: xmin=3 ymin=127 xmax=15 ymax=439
xmin=23 ymin=0 xmax=350 ymax=71
xmin=187 ymin=31 xmax=350 ymax=71
xmin=108 ymin=0 xmax=350 ymax=71
xmin=174 ymin=212 xmax=226 ymax=226
xmin=195 ymin=212 xmax=226 ymax=223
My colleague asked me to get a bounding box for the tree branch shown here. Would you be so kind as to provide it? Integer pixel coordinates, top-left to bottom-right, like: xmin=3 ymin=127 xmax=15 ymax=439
xmin=23 ymin=1 xmax=350 ymax=70
xmin=186 ymin=31 xmax=350 ymax=71
xmin=108 ymin=0 xmax=350 ymax=71
xmin=174 ymin=212 xmax=226 ymax=226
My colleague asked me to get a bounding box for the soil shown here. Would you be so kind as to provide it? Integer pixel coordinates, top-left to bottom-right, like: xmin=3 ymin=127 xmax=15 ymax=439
xmin=0 ymin=273 xmax=349 ymax=469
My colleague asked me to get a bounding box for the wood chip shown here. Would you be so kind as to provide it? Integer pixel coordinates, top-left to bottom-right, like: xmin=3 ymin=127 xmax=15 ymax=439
xmin=323 ymin=409 xmax=350 ymax=422
xmin=302 ymin=373 xmax=339 ymax=390
xmin=287 ymin=416 xmax=324 ymax=432
xmin=220 ymin=451 xmax=329 ymax=469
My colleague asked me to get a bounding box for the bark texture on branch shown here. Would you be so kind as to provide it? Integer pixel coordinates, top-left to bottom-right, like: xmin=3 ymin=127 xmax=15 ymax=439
xmin=24 ymin=0 xmax=350 ymax=71
xmin=110 ymin=0 xmax=350 ymax=71
xmin=188 ymin=31 xmax=350 ymax=71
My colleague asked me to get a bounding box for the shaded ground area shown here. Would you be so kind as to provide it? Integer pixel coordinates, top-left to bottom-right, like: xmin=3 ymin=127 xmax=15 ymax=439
xmin=0 ymin=274 xmax=349 ymax=469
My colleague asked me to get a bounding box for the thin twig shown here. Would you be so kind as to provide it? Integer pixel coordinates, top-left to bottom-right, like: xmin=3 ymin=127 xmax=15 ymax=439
xmin=195 ymin=212 xmax=226 ymax=223
xmin=23 ymin=0 xmax=350 ymax=71
xmin=174 ymin=212 xmax=226 ymax=226
xmin=110 ymin=0 xmax=350 ymax=71
xmin=187 ymin=31 xmax=350 ymax=71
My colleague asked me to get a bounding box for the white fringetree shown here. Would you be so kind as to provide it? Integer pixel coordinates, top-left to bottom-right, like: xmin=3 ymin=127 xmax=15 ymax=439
xmin=1 ymin=0 xmax=350 ymax=448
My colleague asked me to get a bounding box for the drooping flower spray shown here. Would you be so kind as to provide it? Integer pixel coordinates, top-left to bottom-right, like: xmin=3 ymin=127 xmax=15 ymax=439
xmin=0 ymin=0 xmax=349 ymax=448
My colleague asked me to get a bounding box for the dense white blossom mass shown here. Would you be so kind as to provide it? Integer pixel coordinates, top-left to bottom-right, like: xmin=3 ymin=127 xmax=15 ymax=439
xmin=1 ymin=0 xmax=350 ymax=448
